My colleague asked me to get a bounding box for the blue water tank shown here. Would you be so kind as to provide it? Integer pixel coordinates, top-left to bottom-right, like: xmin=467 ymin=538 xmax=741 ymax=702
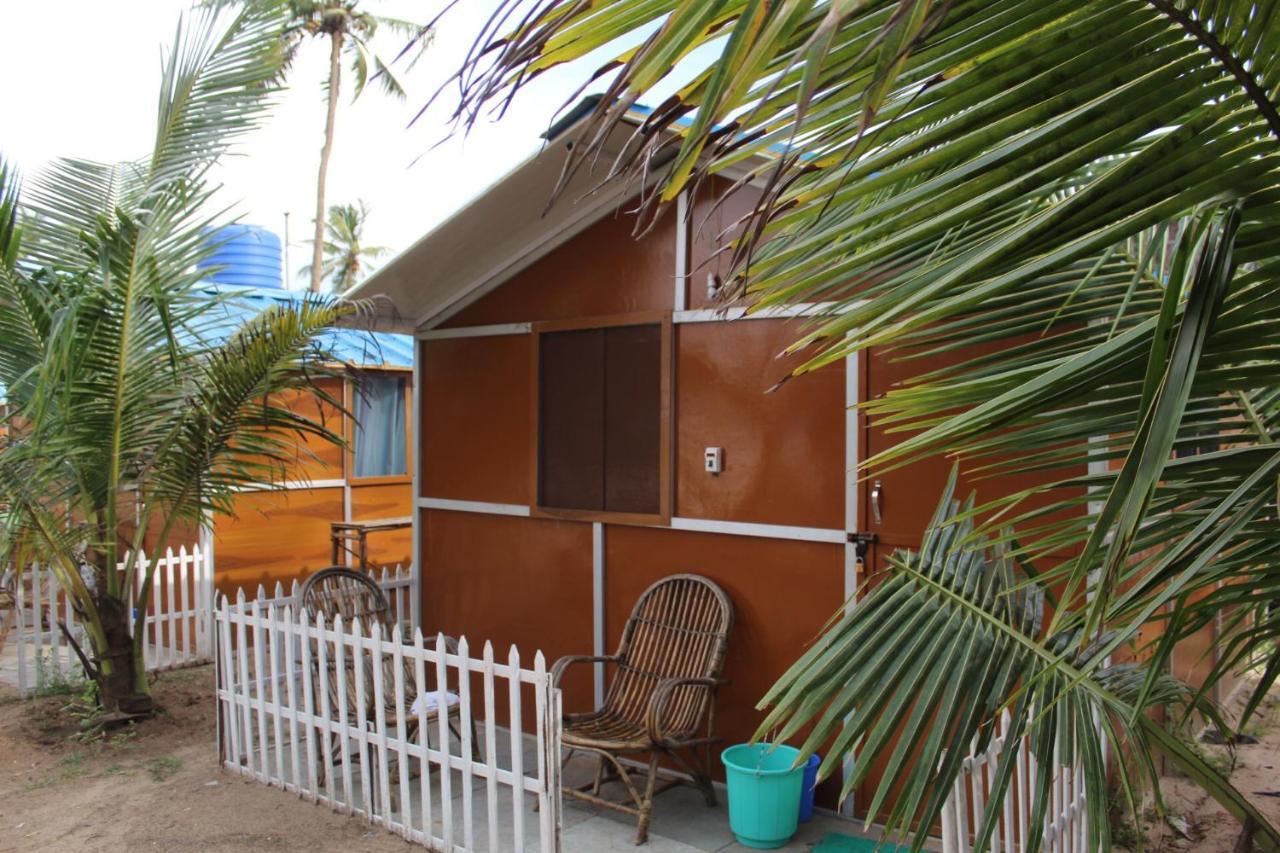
xmin=198 ymin=224 xmax=283 ymax=288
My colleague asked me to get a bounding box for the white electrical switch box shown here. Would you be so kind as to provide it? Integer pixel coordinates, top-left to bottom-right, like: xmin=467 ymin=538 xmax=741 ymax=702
xmin=704 ymin=447 xmax=723 ymax=474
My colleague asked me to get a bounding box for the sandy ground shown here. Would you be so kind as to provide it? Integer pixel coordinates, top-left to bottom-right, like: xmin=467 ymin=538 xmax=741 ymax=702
xmin=1125 ymin=673 xmax=1280 ymax=852
xmin=0 ymin=665 xmax=414 ymax=852
xmin=3 ymin=663 xmax=1279 ymax=852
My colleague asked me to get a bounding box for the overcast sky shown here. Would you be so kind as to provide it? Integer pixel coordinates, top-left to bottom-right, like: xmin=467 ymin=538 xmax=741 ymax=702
xmin=0 ymin=1 xmax=677 ymax=290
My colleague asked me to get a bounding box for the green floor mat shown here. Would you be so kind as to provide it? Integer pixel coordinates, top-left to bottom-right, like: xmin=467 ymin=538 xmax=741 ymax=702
xmin=811 ymin=833 xmax=905 ymax=852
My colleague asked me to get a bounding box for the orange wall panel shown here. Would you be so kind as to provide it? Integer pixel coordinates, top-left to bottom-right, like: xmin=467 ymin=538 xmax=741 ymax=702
xmin=602 ymin=526 xmax=844 ymax=791
xmin=688 ymin=179 xmax=763 ymax=310
xmin=419 ymin=509 xmax=595 ymax=713
xmin=269 ymin=378 xmax=346 ymax=482
xmin=421 ymin=335 xmax=531 ymax=504
xmin=351 ymin=482 xmax=413 ymax=569
xmin=444 ymin=200 xmax=677 ymax=327
xmin=676 ymin=320 xmax=844 ymax=529
xmin=213 ymin=487 xmax=344 ymax=595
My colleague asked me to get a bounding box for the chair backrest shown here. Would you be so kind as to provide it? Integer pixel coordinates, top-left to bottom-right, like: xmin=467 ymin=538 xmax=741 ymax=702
xmin=299 ymin=567 xmax=400 ymax=715
xmin=605 ymin=574 xmax=733 ymax=734
xmin=299 ymin=566 xmax=394 ymax=631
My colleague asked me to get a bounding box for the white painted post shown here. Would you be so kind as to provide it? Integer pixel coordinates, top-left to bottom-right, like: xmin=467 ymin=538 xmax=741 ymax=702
xmin=317 ymin=612 xmax=339 ymax=806
xmin=300 ymin=607 xmax=320 ymax=802
xmin=534 ymin=651 xmax=552 ymax=853
xmin=434 ymin=633 xmax=454 ymax=850
xmin=283 ymin=603 xmax=301 ymax=794
xmin=391 ymin=625 xmax=412 ymax=837
xmin=414 ymin=628 xmax=434 ymax=842
xmin=370 ymin=620 xmax=392 ymax=824
xmin=351 ymin=617 xmax=373 ymax=819
xmin=179 ymin=547 xmax=191 ymax=664
xmin=216 ymin=596 xmax=240 ymax=769
xmin=268 ymin=601 xmax=285 ymax=786
xmin=458 ymin=635 xmax=475 ymax=852
xmin=333 ymin=615 xmax=355 ymax=814
xmin=508 ymin=644 xmax=525 ymax=851
xmin=482 ymin=640 xmax=499 ymax=851
xmin=234 ymin=589 xmax=256 ymax=778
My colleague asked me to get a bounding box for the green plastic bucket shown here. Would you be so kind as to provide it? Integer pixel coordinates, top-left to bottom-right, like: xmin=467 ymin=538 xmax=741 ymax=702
xmin=721 ymin=743 xmax=805 ymax=849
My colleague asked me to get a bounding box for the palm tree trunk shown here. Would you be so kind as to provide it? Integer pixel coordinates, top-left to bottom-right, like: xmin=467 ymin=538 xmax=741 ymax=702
xmin=310 ymin=30 xmax=343 ymax=293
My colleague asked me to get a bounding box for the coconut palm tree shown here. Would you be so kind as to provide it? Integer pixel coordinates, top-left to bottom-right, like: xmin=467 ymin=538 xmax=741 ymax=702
xmin=0 ymin=3 xmax=356 ymax=720
xmin=301 ymin=200 xmax=388 ymax=292
xmin=276 ymin=1 xmax=426 ymax=293
xmin=448 ymin=2 xmax=1280 ymax=850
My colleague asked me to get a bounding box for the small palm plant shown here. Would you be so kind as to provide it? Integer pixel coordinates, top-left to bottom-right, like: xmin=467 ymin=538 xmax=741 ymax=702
xmin=0 ymin=2 xmax=356 ymax=719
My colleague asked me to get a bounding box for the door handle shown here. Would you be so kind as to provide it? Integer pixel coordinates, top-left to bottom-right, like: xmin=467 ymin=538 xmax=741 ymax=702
xmin=871 ymin=480 xmax=883 ymax=524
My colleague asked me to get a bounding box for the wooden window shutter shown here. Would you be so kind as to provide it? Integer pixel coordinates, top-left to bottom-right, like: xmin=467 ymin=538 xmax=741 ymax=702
xmin=537 ymin=323 xmax=662 ymax=516
xmin=538 ymin=328 xmax=605 ymax=510
xmin=603 ymin=324 xmax=661 ymax=514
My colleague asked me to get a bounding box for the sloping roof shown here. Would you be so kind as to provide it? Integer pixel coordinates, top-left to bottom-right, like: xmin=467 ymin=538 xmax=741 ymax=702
xmin=351 ymin=102 xmax=761 ymax=334
xmin=203 ymin=285 xmax=414 ymax=369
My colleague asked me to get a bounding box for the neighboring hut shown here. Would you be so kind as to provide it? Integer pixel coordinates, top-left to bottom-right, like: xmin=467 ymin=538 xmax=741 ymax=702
xmin=196 ymin=226 xmax=414 ymax=596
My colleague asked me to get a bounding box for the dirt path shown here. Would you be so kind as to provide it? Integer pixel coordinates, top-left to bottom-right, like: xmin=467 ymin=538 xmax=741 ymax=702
xmin=1127 ymin=674 xmax=1280 ymax=852
xmin=0 ymin=665 xmax=413 ymax=852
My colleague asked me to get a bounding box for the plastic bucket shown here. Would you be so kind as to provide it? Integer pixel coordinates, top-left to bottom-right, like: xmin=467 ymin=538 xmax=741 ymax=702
xmin=798 ymin=753 xmax=821 ymax=823
xmin=721 ymin=743 xmax=805 ymax=849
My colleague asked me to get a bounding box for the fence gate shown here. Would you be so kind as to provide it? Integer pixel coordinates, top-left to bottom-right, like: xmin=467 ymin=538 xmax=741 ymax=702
xmin=214 ymin=589 xmax=563 ymax=853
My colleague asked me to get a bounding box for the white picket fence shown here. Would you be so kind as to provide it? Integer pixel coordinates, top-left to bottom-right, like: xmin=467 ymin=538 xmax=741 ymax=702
xmin=941 ymin=710 xmax=1091 ymax=853
xmin=214 ymin=586 xmax=563 ymax=853
xmin=2 ymin=546 xmax=214 ymax=695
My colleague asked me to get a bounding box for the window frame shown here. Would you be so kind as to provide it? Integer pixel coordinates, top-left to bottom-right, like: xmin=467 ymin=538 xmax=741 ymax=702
xmin=528 ymin=310 xmax=673 ymax=526
xmin=345 ymin=367 xmax=414 ymax=486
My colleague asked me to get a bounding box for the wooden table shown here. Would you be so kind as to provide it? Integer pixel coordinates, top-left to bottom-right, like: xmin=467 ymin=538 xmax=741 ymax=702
xmin=329 ymin=516 xmax=412 ymax=570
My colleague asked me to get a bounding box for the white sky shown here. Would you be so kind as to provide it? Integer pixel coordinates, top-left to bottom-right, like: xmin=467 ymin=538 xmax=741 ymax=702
xmin=0 ymin=1 xmax=680 ymax=290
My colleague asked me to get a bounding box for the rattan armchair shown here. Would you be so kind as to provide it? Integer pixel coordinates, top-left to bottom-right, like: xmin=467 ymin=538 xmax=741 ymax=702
xmin=552 ymin=573 xmax=733 ymax=844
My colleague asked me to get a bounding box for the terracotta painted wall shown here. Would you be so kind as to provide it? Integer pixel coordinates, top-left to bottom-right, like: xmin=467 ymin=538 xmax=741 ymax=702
xmin=443 ymin=201 xmax=677 ymax=328
xmin=419 ymin=508 xmax=595 ymax=716
xmin=421 ymin=335 xmax=531 ymax=505
xmin=602 ymin=526 xmax=845 ymax=802
xmin=675 ymin=320 xmax=844 ymax=529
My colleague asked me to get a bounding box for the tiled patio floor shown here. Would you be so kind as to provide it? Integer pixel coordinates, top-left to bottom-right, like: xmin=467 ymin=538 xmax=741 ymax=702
xmin=213 ymin=719 xmax=934 ymax=852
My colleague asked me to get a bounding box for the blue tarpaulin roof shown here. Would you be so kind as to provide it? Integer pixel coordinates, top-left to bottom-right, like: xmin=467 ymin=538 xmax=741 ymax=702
xmin=201 ymin=285 xmax=414 ymax=369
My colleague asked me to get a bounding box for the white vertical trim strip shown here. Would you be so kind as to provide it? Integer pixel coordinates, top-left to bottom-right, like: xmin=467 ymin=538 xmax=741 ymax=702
xmin=411 ymin=341 xmax=422 ymax=633
xmin=592 ymin=521 xmax=605 ymax=710
xmin=841 ymin=348 xmax=860 ymax=820
xmin=674 ymin=191 xmax=690 ymax=312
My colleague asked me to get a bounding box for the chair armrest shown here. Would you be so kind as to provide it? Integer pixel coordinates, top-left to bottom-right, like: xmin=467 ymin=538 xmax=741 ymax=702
xmin=646 ymin=677 xmax=725 ymax=746
xmin=550 ymin=654 xmax=620 ymax=688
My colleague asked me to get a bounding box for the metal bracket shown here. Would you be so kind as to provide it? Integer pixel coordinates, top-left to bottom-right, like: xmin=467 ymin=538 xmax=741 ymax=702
xmin=847 ymin=532 xmax=878 ymax=562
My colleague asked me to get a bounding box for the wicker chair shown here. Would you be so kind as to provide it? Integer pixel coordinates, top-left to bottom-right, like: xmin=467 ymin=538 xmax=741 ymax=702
xmin=552 ymin=574 xmax=733 ymax=844
xmin=298 ymin=567 xmax=478 ymax=781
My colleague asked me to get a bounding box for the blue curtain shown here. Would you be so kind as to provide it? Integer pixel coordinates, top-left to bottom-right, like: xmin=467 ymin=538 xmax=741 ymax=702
xmin=353 ymin=374 xmax=407 ymax=478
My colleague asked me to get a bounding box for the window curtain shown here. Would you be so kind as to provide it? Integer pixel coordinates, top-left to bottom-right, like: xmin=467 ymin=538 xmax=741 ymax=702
xmin=353 ymin=374 xmax=407 ymax=478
